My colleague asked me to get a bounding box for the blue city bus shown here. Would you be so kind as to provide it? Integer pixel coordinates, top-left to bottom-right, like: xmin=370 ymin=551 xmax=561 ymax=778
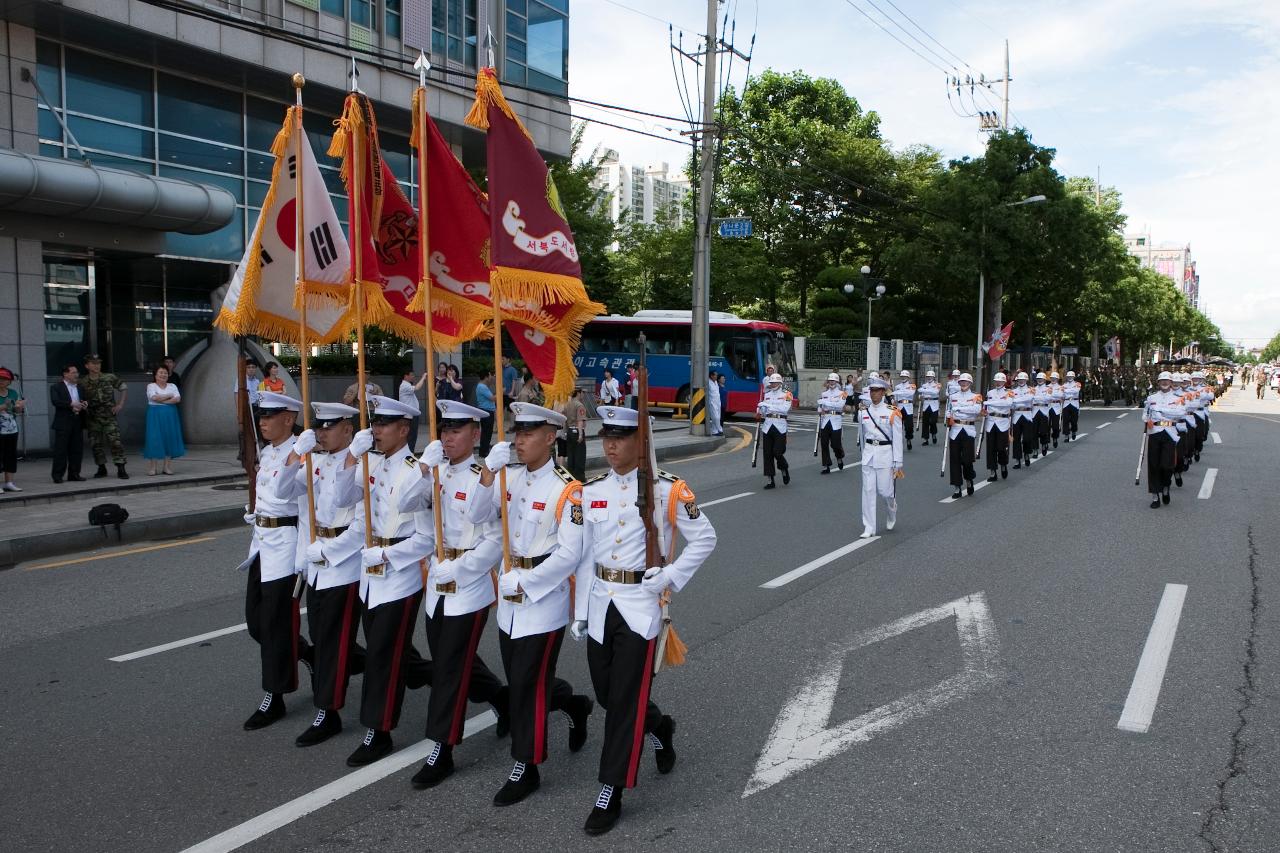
xmin=574 ymin=310 xmax=798 ymax=415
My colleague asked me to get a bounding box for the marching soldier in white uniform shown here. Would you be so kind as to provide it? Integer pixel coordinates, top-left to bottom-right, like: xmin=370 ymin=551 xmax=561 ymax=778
xmin=1061 ymin=371 xmax=1082 ymax=441
xmin=295 ymin=401 xmax=367 ymax=746
xmin=1144 ymin=371 xmax=1185 ymax=508
xmin=947 ymin=373 xmax=983 ymax=498
xmin=409 ymin=399 xmax=511 ymax=789
xmin=857 ymin=377 xmax=904 ymax=538
xmin=983 ymin=372 xmax=1013 ymax=482
xmin=893 ymin=370 xmax=917 ymax=451
xmin=816 ymin=373 xmax=847 ymax=474
xmin=470 ymin=402 xmax=594 ymax=807
xmin=1047 ymin=371 xmax=1064 ymax=448
xmin=240 ymin=391 xmax=313 ymax=732
xmin=945 ymin=369 xmax=962 ymax=401
xmin=1031 ymin=372 xmax=1052 ymax=457
xmin=918 ymin=370 xmax=941 ymax=445
xmin=1191 ymin=370 xmax=1213 ymax=461
xmin=1174 ymin=373 xmax=1195 ymax=483
xmin=327 ymin=395 xmax=429 ymax=767
xmin=572 ymin=406 xmax=717 ymax=835
xmin=1010 ymin=371 xmax=1036 ymax=467
xmin=756 ymin=373 xmax=792 ymax=489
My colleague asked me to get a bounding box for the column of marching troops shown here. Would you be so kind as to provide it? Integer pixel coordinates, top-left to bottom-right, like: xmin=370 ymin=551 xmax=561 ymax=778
xmin=236 ymin=391 xmax=716 ymax=836
xmin=754 ymin=365 xmax=1222 ymax=530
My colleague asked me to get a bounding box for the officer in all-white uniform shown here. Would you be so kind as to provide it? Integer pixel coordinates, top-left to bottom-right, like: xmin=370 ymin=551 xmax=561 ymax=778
xmin=918 ymin=370 xmax=941 ymax=445
xmin=295 ymin=401 xmax=367 ymax=747
xmin=816 ymin=373 xmax=848 ymax=474
xmin=570 ymin=406 xmax=717 ymax=835
xmin=1191 ymin=370 xmax=1213 ymax=461
xmin=1172 ymin=373 xmax=1194 ymax=481
xmin=1047 ymin=371 xmax=1065 ymax=448
xmin=1010 ymin=371 xmax=1036 ymax=467
xmin=470 ymin=402 xmax=594 ymax=807
xmin=327 ymin=394 xmax=430 ymax=767
xmin=946 ymin=373 xmax=983 ymax=498
xmin=983 ymin=372 xmax=1013 ymax=482
xmin=893 ymin=370 xmax=918 ymax=450
xmin=1031 ymin=372 xmax=1052 ymax=456
xmin=409 ymin=399 xmax=509 ymax=790
xmin=1144 ymin=371 xmax=1186 ymax=508
xmin=857 ymin=377 xmax=904 ymax=538
xmin=1061 ymin=371 xmax=1082 ymax=441
xmin=756 ymin=373 xmax=792 ymax=489
xmin=240 ymin=391 xmax=313 ymax=732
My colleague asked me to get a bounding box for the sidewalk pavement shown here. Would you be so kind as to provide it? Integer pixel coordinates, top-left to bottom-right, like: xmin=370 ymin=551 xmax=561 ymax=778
xmin=0 ymin=417 xmax=726 ymax=567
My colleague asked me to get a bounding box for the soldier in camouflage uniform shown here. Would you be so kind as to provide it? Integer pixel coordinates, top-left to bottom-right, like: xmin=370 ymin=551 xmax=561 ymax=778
xmin=81 ymin=354 xmax=129 ymax=479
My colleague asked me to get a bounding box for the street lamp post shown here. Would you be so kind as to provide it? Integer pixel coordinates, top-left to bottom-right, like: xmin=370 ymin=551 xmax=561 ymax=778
xmin=850 ymin=265 xmax=887 ymax=340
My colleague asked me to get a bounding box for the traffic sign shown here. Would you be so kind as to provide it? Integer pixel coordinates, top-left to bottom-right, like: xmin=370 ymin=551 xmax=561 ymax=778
xmin=717 ymin=217 xmax=753 ymax=238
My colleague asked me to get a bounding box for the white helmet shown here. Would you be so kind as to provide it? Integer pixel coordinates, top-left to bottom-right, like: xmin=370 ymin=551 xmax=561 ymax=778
xmin=993 ymin=372 xmax=1007 ymax=383
xmin=1050 ymin=371 xmax=1060 ymax=380
xmin=827 ymin=372 xmax=840 ymax=382
xmin=1015 ymin=371 xmax=1029 ymax=381
xmin=767 ymin=373 xmax=784 ymax=385
xmin=900 ymin=370 xmax=911 ymax=378
xmin=1035 ymin=372 xmax=1047 ymax=381
xmin=925 ymin=370 xmax=936 ymax=378
xmin=1157 ymin=371 xmax=1173 ymax=381
xmin=1192 ymin=370 xmax=1205 ymax=379
xmin=950 ymin=369 xmax=961 ymax=377
xmin=1066 ymin=370 xmax=1076 ymax=378
xmin=959 ymin=372 xmax=973 ymax=383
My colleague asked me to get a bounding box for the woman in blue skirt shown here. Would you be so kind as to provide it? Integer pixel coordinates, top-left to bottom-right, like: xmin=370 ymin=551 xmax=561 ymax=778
xmin=144 ymin=365 xmax=185 ymax=475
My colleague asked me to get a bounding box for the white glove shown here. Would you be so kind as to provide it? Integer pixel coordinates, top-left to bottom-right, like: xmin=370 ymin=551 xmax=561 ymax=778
xmin=361 ymin=546 xmax=386 ymax=568
xmin=569 ymin=620 xmax=588 ymax=641
xmin=641 ymin=566 xmax=670 ymax=595
xmin=422 ymin=439 xmax=445 ymax=468
xmin=291 ymin=429 xmax=317 ymax=457
xmin=348 ymin=428 xmax=374 ymax=460
xmin=498 ymin=569 xmax=523 ymax=597
xmin=243 ymin=512 xmax=257 ymax=525
xmin=305 ymin=540 xmax=326 ymax=565
xmin=431 ymin=557 xmax=457 ymax=585
xmin=485 ymin=441 xmax=512 ymax=472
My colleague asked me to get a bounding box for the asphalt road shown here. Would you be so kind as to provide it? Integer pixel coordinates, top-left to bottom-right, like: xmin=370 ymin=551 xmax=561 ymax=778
xmin=2 ymin=403 xmax=1276 ymax=853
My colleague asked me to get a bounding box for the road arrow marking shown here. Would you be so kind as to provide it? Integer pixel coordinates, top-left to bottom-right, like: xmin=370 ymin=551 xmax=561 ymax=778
xmin=743 ymin=592 xmax=1001 ymax=797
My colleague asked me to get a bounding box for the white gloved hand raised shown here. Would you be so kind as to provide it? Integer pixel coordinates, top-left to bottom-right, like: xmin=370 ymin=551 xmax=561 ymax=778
xmin=497 ymin=569 xmax=523 ymax=597
xmin=641 ymin=566 xmax=670 ymax=595
xmin=291 ymin=429 xmax=317 ymax=457
xmin=421 ymin=439 xmax=445 ymax=468
xmin=569 ymin=620 xmax=588 ymax=641
xmin=361 ymin=546 xmax=387 ymax=568
xmin=348 ymin=428 xmax=374 ymax=460
xmin=484 ymin=441 xmax=512 ymax=472
xmin=305 ymin=540 xmax=326 ymax=565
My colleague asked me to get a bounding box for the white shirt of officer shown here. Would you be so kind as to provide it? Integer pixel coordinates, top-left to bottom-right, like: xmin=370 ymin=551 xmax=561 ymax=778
xmin=892 ymin=374 xmax=916 ymax=415
xmin=1062 ymin=375 xmax=1082 ymax=408
xmin=1144 ymin=377 xmax=1187 ymax=440
xmin=575 ymin=407 xmax=716 ymax=643
xmin=419 ymin=400 xmax=502 ymax=617
xmin=918 ymin=376 xmax=941 ymax=411
xmin=1178 ymin=379 xmax=1197 ymax=429
xmin=947 ymin=380 xmax=983 ymax=439
xmin=1032 ymin=376 xmax=1052 ymax=412
xmin=984 ymin=380 xmax=1013 ymax=433
xmin=295 ymin=402 xmax=363 ymax=589
xmin=1048 ymin=376 xmax=1065 ymax=413
xmin=859 ymin=387 xmax=904 ymax=469
xmin=1010 ymin=378 xmax=1035 ymax=422
xmin=816 ymin=377 xmax=847 ymax=431
xmin=469 ymin=403 xmax=584 ymax=640
xmin=245 ymin=393 xmax=307 ymax=583
xmin=945 ymin=373 xmax=961 ymax=400
xmin=328 ymin=396 xmax=428 ymax=610
xmin=757 ymin=378 xmax=791 ymax=434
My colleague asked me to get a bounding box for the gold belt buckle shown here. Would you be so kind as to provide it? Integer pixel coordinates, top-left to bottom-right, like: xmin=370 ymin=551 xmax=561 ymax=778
xmin=435 ymin=580 xmax=457 ymax=594
xmin=364 ymin=564 xmax=386 ymax=577
xmin=502 ymin=593 xmax=525 ymax=603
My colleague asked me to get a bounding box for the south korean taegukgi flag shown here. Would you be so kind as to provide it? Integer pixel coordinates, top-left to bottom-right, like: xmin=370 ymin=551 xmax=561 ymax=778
xmin=215 ymin=105 xmax=353 ymax=343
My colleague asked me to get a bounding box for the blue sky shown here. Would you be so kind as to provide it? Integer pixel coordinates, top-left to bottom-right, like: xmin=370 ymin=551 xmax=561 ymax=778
xmin=568 ymin=0 xmax=1279 ymax=349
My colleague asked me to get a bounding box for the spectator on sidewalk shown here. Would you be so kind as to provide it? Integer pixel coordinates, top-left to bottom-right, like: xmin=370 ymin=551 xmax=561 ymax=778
xmin=706 ymin=370 xmax=723 ymax=435
xmin=501 ymin=355 xmax=520 ymax=401
xmin=599 ymin=368 xmax=621 ymax=405
xmin=475 ymin=369 xmax=497 ymax=455
xmin=515 ymin=368 xmax=543 ymax=405
xmin=718 ymin=372 xmax=729 ymax=421
xmin=437 ymin=363 xmax=464 ymax=403
xmin=162 ymin=354 xmax=182 ymax=387
xmin=144 ymin=365 xmax=185 ymax=475
xmin=341 ymin=379 xmax=383 ymax=408
xmin=50 ymin=364 xmax=87 ymax=483
xmin=562 ymin=388 xmax=588 ymax=480
xmin=0 ymin=366 xmax=24 ymax=491
xmin=258 ymin=362 xmax=286 ymax=394
xmin=81 ymin=354 xmax=128 ymax=480
xmin=399 ymin=368 xmax=428 ymax=451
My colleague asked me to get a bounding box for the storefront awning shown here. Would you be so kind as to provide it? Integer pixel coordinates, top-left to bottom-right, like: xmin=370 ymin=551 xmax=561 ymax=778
xmin=0 ymin=149 xmax=236 ymax=234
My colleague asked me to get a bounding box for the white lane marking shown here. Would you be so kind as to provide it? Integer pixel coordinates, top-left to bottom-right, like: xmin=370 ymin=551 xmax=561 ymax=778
xmin=1211 ymin=431 xmax=1222 ymax=444
xmin=833 ymin=460 xmax=863 ymax=472
xmin=1198 ymin=468 xmax=1218 ymax=500
xmin=1117 ymin=584 xmax=1188 ymax=734
xmin=939 ymin=479 xmax=992 ymax=504
xmin=745 ymin=592 xmax=1001 ymax=796
xmin=180 ymin=711 xmax=497 ymax=853
xmin=760 ymin=537 xmax=880 ymax=589
xmin=1074 ymin=433 xmax=1089 ymax=441
xmin=110 ymin=608 xmax=309 ymax=662
xmin=1117 ymin=412 xmax=1129 ymax=419
xmin=701 ymin=492 xmax=754 ymax=508
xmin=1097 ymin=422 xmax=1111 ymax=429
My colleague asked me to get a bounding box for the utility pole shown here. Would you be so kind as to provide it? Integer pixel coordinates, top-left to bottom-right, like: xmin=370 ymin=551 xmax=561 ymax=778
xmin=688 ymin=0 xmax=719 ymax=437
xmin=1002 ymin=40 xmax=1010 ymax=130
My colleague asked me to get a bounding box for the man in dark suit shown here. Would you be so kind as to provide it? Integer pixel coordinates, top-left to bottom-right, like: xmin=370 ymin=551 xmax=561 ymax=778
xmin=50 ymin=364 xmax=87 ymax=483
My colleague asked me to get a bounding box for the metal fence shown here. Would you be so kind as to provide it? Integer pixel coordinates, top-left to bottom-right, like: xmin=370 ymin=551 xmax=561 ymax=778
xmin=805 ymin=338 xmax=867 ymax=369
xmin=879 ymin=339 xmax=894 ymax=368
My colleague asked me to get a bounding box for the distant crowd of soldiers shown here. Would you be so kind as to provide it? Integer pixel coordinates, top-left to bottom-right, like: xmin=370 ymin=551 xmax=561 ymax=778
xmin=1079 ymin=365 xmax=1233 ymax=407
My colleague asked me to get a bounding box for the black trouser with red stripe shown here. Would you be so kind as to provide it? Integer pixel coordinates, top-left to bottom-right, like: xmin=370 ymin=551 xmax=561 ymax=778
xmin=360 ymin=590 xmax=423 ymax=732
xmin=245 ymin=557 xmax=303 ymax=695
xmin=985 ymin=428 xmax=1009 ymax=472
xmin=424 ymin=599 xmax=505 ymax=745
xmin=588 ymin=602 xmax=662 ymax=789
xmin=306 ymin=581 xmax=365 ymax=712
xmin=948 ymin=431 xmax=976 ymax=487
xmin=499 ymin=627 xmax=574 ymax=764
xmin=1063 ymin=405 xmax=1079 ymax=437
xmin=1147 ymin=432 xmax=1176 ymax=494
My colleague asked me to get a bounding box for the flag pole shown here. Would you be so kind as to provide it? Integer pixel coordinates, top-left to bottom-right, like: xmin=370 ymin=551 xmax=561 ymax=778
xmin=293 ymin=74 xmax=319 ymax=586
xmin=414 ymin=51 xmax=445 ymax=565
xmin=491 ymin=278 xmax=512 ymax=576
xmin=349 ymin=60 xmax=377 ymax=570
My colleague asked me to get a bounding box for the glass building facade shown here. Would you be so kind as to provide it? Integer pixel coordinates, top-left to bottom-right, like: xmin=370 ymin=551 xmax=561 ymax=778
xmin=502 ymin=0 xmax=569 ymax=96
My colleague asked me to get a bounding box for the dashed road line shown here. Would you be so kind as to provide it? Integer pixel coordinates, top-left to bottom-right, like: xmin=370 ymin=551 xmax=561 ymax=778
xmin=1117 ymin=412 xmax=1129 ymax=419
xmin=111 ymin=609 xmax=309 ymax=662
xmin=1198 ymin=468 xmax=1218 ymax=500
xmin=701 ymin=492 xmax=754 ymax=508
xmin=1211 ymin=432 xmax=1221 ymax=444
xmin=1118 ymin=584 xmax=1188 ymax=734
xmin=760 ymin=537 xmax=880 ymax=589
xmin=1097 ymin=422 xmax=1111 ymax=429
xmin=939 ymin=479 xmax=992 ymax=504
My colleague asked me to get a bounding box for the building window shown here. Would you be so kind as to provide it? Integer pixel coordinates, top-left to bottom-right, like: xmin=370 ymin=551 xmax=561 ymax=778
xmin=352 ymin=0 xmax=372 ymax=28
xmin=43 ymin=259 xmax=93 ymax=376
xmin=432 ymin=0 xmax=477 ymax=67
xmin=525 ymin=0 xmax=568 ymax=95
xmin=386 ymin=0 xmax=402 ymax=38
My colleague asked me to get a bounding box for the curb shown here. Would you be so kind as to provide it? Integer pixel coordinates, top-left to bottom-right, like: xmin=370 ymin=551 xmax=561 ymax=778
xmin=0 ymin=471 xmax=247 ymax=509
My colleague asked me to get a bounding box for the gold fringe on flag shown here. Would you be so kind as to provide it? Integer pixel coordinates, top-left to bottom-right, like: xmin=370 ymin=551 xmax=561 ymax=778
xmin=463 ymin=67 xmax=532 ymax=142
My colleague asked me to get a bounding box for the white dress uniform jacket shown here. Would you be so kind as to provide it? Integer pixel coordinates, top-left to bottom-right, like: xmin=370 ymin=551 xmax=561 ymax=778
xmin=1062 ymin=380 xmax=1081 ymax=409
xmin=947 ymin=392 xmax=983 ymax=440
xmin=296 ymin=450 xmax=362 ymax=589
xmin=1196 ymin=383 xmax=1214 ymax=421
xmin=1010 ymin=385 xmax=1035 ymax=424
xmin=1048 ymin=382 xmax=1064 ymax=415
xmin=1032 ymin=383 xmax=1052 ymax=416
xmin=421 ymin=460 xmax=502 ymax=616
xmin=329 ymin=446 xmax=428 ymax=609
xmin=758 ymin=388 xmax=792 ymax=434
xmin=246 ymin=440 xmax=307 ymax=583
xmin=919 ymin=381 xmax=941 ymax=412
xmin=575 ymin=469 xmax=717 ymax=643
xmin=984 ymin=388 xmax=1013 ymax=433
xmin=859 ymin=400 xmax=904 ymax=469
xmin=892 ymin=381 xmax=916 ymax=416
xmin=816 ymin=387 xmax=847 ymax=430
xmin=1144 ymin=390 xmax=1187 ymax=440
xmin=469 ymin=459 xmax=584 ymax=640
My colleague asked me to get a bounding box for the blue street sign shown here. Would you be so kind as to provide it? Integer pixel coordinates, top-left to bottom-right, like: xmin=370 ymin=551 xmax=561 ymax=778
xmin=717 ymin=217 xmax=753 ymax=238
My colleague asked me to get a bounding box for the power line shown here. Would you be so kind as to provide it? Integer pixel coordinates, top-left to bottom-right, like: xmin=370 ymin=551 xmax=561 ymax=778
xmin=878 ymin=0 xmax=972 ymax=70
xmin=861 ymin=0 xmax=960 ymax=72
xmin=839 ymin=0 xmax=951 ymax=75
